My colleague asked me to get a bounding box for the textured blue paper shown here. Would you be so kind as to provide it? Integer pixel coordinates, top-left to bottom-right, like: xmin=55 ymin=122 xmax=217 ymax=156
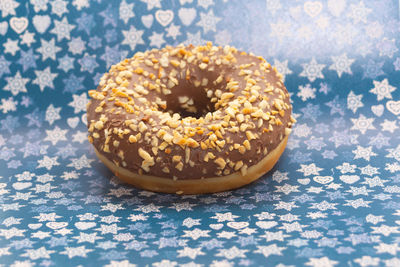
xmin=1 ymin=0 xmax=400 ymax=266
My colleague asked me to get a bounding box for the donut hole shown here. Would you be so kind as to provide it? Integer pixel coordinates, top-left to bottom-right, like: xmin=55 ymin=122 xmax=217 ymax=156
xmin=163 ymin=77 xmax=219 ymax=119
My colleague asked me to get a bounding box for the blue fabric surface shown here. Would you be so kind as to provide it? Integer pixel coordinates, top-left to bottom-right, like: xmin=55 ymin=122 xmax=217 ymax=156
xmin=1 ymin=0 xmax=400 ymax=266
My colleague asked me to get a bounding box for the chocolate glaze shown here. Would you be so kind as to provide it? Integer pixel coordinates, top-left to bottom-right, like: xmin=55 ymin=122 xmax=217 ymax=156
xmin=87 ymin=43 xmax=294 ymax=180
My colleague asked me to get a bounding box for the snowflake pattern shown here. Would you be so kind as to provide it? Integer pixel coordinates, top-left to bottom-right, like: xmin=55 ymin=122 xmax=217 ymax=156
xmin=0 ymin=0 xmax=400 ymax=266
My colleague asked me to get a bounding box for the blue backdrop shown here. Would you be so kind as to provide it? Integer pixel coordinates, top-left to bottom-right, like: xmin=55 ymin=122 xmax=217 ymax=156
xmin=0 ymin=0 xmax=400 ymax=266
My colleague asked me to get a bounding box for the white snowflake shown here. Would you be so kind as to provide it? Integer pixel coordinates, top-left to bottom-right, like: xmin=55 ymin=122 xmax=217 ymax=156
xmin=380 ymin=120 xmax=398 ymax=133
xmin=347 ymin=91 xmax=364 ymax=113
xmin=50 ymin=0 xmax=68 ymax=17
xmin=297 ymin=163 xmax=323 ymax=176
xmin=33 ymin=67 xmax=58 ymax=92
xmin=149 ymin=32 xmax=165 ymax=48
xmin=166 ymin=24 xmax=181 ymax=40
xmin=122 ymin=26 xmax=145 ymax=50
xmin=347 ymin=1 xmax=372 ymax=24
xmin=196 ymin=10 xmax=221 ymax=34
xmin=297 ymin=84 xmax=316 ymax=101
xmin=50 ymin=17 xmax=75 ymax=41
xmin=20 ymin=31 xmax=35 ymax=47
xmin=386 ymin=145 xmax=400 ymax=161
xmin=3 ymin=38 xmax=19 ymax=55
xmin=270 ymin=20 xmax=291 ymax=42
xmin=36 ymin=38 xmax=61 ymax=61
xmin=353 ymin=146 xmax=377 ymax=161
xmin=44 ymin=126 xmax=67 ymax=145
xmin=300 ymin=58 xmax=325 ymax=82
xmin=329 ymin=53 xmax=354 ymax=77
xmin=0 ymin=97 xmax=17 ymax=113
xmin=68 ymin=37 xmax=86 ymax=55
xmin=68 ymin=155 xmax=94 ymax=170
xmin=30 ymin=0 xmax=49 ymax=12
xmin=119 ymin=0 xmax=135 ymax=24
xmin=140 ymin=0 xmax=161 ymax=10
xmin=68 ymin=93 xmax=89 ymax=113
xmin=351 ymin=114 xmax=375 ymax=134
xmin=60 ymin=246 xmax=93 ymax=258
xmin=4 ymin=71 xmax=29 ymax=96
xmin=72 ymin=0 xmax=89 ymax=11
xmin=0 ymin=0 xmax=19 ymax=17
xmin=274 ymin=59 xmax=292 ymax=82
xmin=369 ymin=79 xmax=396 ymax=101
xmin=45 ymin=104 xmax=61 ymax=125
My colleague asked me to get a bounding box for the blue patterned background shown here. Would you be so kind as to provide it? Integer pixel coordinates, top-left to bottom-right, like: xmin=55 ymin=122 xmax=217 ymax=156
xmin=1 ymin=0 xmax=400 ymax=266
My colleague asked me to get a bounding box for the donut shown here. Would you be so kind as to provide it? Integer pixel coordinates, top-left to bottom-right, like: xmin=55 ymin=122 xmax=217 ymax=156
xmin=87 ymin=42 xmax=295 ymax=194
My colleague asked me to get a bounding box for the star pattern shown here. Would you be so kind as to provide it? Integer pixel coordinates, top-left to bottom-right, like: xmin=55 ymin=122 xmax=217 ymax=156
xmin=0 ymin=1 xmax=400 ymax=266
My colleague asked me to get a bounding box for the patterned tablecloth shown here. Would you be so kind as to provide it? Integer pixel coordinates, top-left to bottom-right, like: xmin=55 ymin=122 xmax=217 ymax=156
xmin=1 ymin=0 xmax=400 ymax=266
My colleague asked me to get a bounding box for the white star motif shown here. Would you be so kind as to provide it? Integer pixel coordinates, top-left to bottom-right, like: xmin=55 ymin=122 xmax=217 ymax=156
xmin=347 ymin=1 xmax=372 ymax=24
xmin=270 ymin=20 xmax=291 ymax=42
xmin=72 ymin=130 xmax=88 ymax=143
xmin=68 ymin=92 xmax=89 ymax=113
xmin=261 ymin=230 xmax=289 ymax=242
xmin=182 ymin=218 xmax=201 ymax=228
xmin=369 ymin=79 xmax=396 ymax=101
xmin=134 ymin=203 xmax=162 ymax=213
xmin=196 ymin=10 xmax=221 ymax=34
xmin=166 ymin=24 xmax=181 ymax=40
xmin=380 ymin=120 xmax=398 ymax=133
xmin=149 ymin=32 xmax=165 ymax=48
xmin=22 ymin=247 xmax=55 ymax=260
xmin=0 ymin=227 xmax=26 ymax=239
xmin=297 ymin=84 xmax=316 ymax=101
xmin=50 ymin=0 xmax=68 ymax=17
xmin=360 ymin=165 xmax=380 ymax=176
xmin=371 ymin=225 xmax=400 ymax=237
xmin=273 ymin=59 xmax=292 ymax=82
xmin=374 ymin=243 xmax=400 ymax=255
xmin=254 ymin=244 xmax=285 ymax=258
xmin=20 ymin=31 xmax=36 ymax=47
xmin=274 ymin=201 xmax=298 ymax=211
xmin=198 ymin=0 xmax=214 ymax=9
xmin=33 ymin=67 xmax=58 ymax=92
xmin=297 ymin=163 xmax=323 ymax=176
xmin=3 ymin=38 xmax=19 ymax=56
xmin=50 ymin=17 xmax=75 ymax=41
xmin=44 ymin=126 xmax=68 ymax=145
xmin=351 ymin=114 xmax=375 ymax=134
xmin=31 ymin=231 xmax=51 ymax=239
xmin=329 ymin=53 xmax=354 ymax=77
xmin=310 ymin=201 xmax=337 ymax=211
xmin=386 ymin=145 xmax=400 ymax=161
xmin=272 ymin=171 xmax=289 ymax=183
xmin=347 ymin=91 xmax=364 ymax=113
xmin=73 ymin=232 xmax=103 ymax=244
xmin=0 ymin=247 xmax=11 ymax=257
xmin=140 ymin=0 xmax=161 ymax=10
xmin=101 ymin=203 xmax=123 ymax=213
xmin=105 ymin=260 xmax=136 ymax=267
xmin=362 ymin=176 xmax=388 ymax=188
xmin=68 ymin=154 xmax=94 ymax=170
xmin=68 ymin=37 xmax=86 ymax=55
xmin=216 ymin=246 xmax=248 ymax=260
xmin=344 ymin=198 xmax=372 ymax=209
xmin=177 ymin=247 xmax=205 ymax=260
xmin=354 ymin=256 xmax=380 ymax=267
xmin=182 ymin=228 xmax=210 ymax=240
xmin=0 ymin=0 xmax=19 ymax=17
xmin=60 ymin=246 xmax=93 ymax=258
xmin=45 ymin=104 xmax=61 ymax=125
xmin=184 ymin=31 xmax=203 ymax=46
xmin=300 ymin=58 xmax=325 ymax=82
xmin=352 ymin=146 xmax=376 ymax=161
xmin=385 ymin=258 xmax=400 ymax=267
xmin=306 ymin=257 xmax=338 ymax=267
xmin=119 ymin=0 xmax=135 ymax=24
xmin=275 ymin=184 xmax=299 ymax=195
xmin=170 ymin=202 xmax=197 ymax=212
xmin=211 ymin=212 xmax=239 ymax=222
xmin=72 ymin=0 xmax=89 ymax=11
xmin=36 ymin=38 xmax=61 ymax=61
xmin=122 ymin=26 xmax=145 ymax=50
xmin=37 ymin=156 xmax=60 ymax=170
xmin=279 ymin=222 xmax=305 ymax=233
xmin=4 ymin=71 xmax=29 ymax=96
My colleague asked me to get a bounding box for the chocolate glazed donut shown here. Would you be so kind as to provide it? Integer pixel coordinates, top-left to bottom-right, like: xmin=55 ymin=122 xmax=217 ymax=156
xmin=87 ymin=42 xmax=295 ymax=194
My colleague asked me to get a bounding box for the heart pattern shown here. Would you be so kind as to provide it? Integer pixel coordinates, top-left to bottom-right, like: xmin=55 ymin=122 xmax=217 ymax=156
xmin=10 ymin=17 xmax=28 ymax=34
xmin=314 ymin=176 xmax=334 ymax=184
xmin=32 ymin=15 xmax=51 ymax=33
xmin=141 ymin=14 xmax=154 ymax=28
xmin=371 ymin=104 xmax=384 ymax=117
xmin=386 ymin=100 xmax=400 ymax=115
xmin=340 ymin=175 xmax=360 ymax=184
xmin=304 ymin=1 xmax=323 ymax=18
xmin=67 ymin=117 xmax=79 ymax=128
xmin=155 ymin=10 xmax=174 ymax=27
xmin=178 ymin=8 xmax=196 ymax=26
